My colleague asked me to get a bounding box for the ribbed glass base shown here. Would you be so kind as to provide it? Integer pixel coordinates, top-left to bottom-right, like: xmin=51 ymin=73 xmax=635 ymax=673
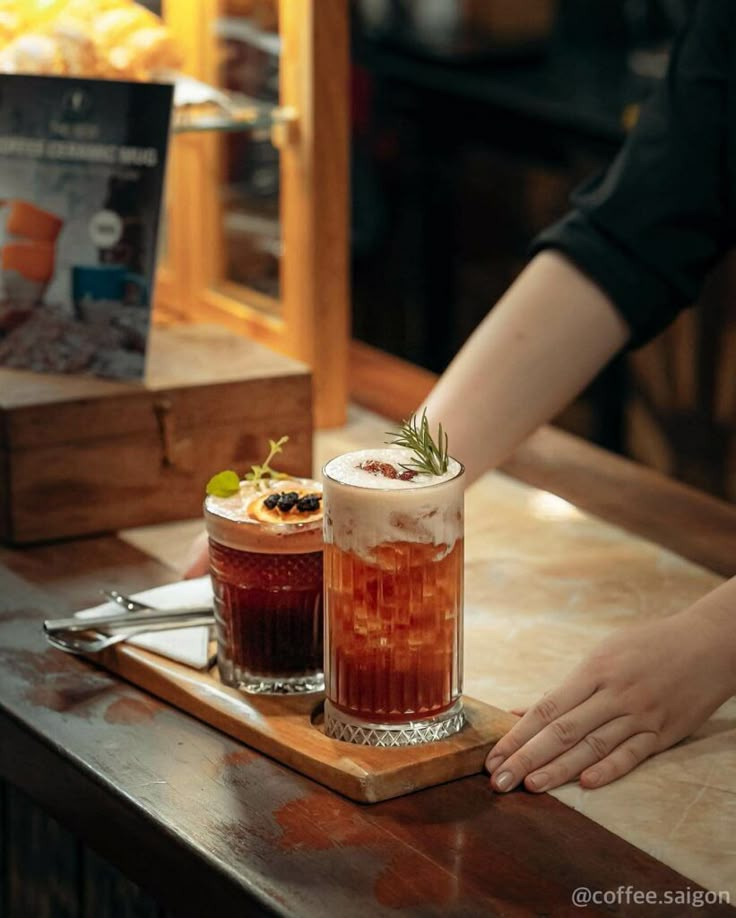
xmin=218 ymin=657 xmax=324 ymax=695
xmin=323 ymin=698 xmax=464 ymax=746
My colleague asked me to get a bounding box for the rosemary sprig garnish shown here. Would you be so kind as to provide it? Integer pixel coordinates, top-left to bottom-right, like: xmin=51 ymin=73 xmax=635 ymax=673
xmin=387 ymin=410 xmax=449 ymax=476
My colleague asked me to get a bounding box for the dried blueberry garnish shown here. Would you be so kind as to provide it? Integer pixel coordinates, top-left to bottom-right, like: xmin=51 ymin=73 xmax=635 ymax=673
xmin=263 ymin=493 xmax=281 ymax=510
xmin=296 ymin=494 xmax=321 ymax=513
xmin=277 ymin=491 xmax=299 ymax=512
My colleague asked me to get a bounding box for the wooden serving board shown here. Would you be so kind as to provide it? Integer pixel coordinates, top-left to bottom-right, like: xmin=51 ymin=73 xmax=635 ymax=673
xmin=92 ymin=643 xmax=517 ymax=803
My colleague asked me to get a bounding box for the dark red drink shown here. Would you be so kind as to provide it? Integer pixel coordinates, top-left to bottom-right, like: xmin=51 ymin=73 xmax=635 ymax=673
xmin=205 ymin=478 xmax=324 ymax=694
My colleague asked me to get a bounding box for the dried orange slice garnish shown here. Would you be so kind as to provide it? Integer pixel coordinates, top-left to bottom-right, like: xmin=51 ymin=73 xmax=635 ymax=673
xmin=247 ymin=487 xmax=323 ymax=525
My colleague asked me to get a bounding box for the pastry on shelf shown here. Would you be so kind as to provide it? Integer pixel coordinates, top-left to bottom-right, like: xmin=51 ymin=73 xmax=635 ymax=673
xmin=45 ymin=16 xmax=97 ymax=75
xmin=0 ymin=0 xmax=182 ymax=80
xmin=0 ymin=31 xmax=64 ymax=74
xmin=107 ymin=24 xmax=181 ymax=80
xmin=0 ymin=7 xmax=25 ymax=45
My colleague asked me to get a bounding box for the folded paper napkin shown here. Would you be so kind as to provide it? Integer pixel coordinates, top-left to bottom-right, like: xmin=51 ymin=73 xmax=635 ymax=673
xmin=76 ymin=577 xmax=214 ymax=669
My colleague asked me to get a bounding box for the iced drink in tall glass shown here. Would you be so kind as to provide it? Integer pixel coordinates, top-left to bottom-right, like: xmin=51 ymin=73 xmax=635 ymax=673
xmin=322 ymin=447 xmax=464 ymax=745
xmin=205 ymin=477 xmax=324 ymax=694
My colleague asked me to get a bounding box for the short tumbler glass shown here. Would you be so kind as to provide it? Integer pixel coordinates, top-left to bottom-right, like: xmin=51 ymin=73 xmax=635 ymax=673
xmin=205 ymin=477 xmax=324 ymax=694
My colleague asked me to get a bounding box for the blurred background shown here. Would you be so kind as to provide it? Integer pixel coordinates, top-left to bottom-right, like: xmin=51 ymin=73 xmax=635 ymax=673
xmin=348 ymin=0 xmax=734 ymax=502
xmin=347 ymin=0 xmax=719 ymax=479
xmin=155 ymin=0 xmax=735 ymax=500
xmin=5 ymin=0 xmax=733 ymax=500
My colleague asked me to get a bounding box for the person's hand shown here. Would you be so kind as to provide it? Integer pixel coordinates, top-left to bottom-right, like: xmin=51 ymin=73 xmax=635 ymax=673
xmin=183 ymin=530 xmax=209 ymax=579
xmin=486 ymin=604 xmax=736 ymax=793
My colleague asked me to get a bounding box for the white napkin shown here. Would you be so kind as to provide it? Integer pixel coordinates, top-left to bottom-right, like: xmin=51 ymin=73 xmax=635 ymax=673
xmin=76 ymin=577 xmax=213 ymax=669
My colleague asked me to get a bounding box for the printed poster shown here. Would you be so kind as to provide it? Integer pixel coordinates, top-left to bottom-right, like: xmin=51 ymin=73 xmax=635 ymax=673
xmin=0 ymin=75 xmax=172 ymax=379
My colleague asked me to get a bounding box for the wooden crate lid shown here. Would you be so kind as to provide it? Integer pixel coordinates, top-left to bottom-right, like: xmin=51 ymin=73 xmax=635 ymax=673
xmin=0 ymin=325 xmax=311 ymax=450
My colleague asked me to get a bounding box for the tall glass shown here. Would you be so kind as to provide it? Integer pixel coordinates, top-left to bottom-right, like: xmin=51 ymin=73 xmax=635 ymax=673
xmin=322 ymin=449 xmax=464 ymax=745
xmin=205 ymin=477 xmax=324 ymax=694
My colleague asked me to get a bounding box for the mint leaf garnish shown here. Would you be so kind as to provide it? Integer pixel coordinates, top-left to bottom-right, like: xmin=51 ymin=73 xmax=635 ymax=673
xmin=206 ymin=470 xmax=241 ymax=497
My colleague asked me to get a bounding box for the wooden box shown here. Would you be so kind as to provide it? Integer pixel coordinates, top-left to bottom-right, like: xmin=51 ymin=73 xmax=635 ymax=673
xmin=0 ymin=325 xmax=312 ymax=544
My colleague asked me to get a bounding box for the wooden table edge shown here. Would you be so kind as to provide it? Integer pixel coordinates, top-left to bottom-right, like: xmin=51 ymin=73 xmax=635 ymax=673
xmin=0 ymin=705 xmax=281 ymax=918
xmin=350 ymin=340 xmax=736 ymax=578
xmin=1 ymin=477 xmax=732 ymax=913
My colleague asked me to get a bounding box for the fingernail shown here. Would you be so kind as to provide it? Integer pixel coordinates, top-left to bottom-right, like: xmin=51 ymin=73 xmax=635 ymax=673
xmin=494 ymin=771 xmax=514 ymax=792
xmin=486 ymin=755 xmax=503 ymax=773
xmin=583 ymin=768 xmax=600 ymax=787
xmin=526 ymin=772 xmax=549 ymax=792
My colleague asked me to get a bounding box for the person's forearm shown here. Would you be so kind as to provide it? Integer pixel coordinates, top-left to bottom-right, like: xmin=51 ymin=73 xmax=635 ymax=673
xmin=679 ymin=575 xmax=736 ymax=695
xmin=422 ymin=251 xmax=631 ymax=485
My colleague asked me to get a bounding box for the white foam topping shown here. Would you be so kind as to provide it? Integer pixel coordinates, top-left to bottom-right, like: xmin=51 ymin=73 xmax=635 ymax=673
xmin=324 ymin=448 xmax=462 ymax=489
xmin=322 ymin=449 xmax=464 ymax=558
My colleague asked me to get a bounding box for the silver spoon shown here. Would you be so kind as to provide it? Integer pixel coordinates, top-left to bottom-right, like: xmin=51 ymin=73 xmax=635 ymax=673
xmin=44 ymin=611 xmax=215 ymax=656
xmin=45 ymin=627 xmax=147 ymax=656
xmin=102 ymin=589 xmax=159 ymax=612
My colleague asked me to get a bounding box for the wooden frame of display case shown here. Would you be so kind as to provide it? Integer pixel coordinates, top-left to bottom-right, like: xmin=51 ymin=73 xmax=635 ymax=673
xmin=156 ymin=0 xmax=349 ymax=428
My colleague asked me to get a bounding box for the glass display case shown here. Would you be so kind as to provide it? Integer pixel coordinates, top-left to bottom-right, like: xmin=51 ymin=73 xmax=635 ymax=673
xmin=155 ymin=0 xmax=349 ymax=427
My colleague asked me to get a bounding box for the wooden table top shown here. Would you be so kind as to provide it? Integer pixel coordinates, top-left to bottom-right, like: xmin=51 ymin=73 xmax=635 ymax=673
xmin=2 ymin=402 xmax=736 ymax=916
xmin=0 ymin=539 xmax=731 ymax=918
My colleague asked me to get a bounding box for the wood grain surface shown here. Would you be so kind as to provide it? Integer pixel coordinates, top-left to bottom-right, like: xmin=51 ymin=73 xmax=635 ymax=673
xmin=0 ymin=326 xmax=313 ymax=543
xmin=5 ymin=785 xmax=79 ymax=918
xmin=280 ymin=0 xmax=350 ymax=428
xmin=1 ymin=537 xmax=731 ymax=917
xmin=162 ymin=1 xmax=350 ymax=428
xmin=84 ymin=642 xmax=518 ymax=803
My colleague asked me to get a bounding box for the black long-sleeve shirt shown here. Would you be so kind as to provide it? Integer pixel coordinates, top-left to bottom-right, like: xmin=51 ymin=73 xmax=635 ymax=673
xmin=532 ymin=0 xmax=735 ymax=347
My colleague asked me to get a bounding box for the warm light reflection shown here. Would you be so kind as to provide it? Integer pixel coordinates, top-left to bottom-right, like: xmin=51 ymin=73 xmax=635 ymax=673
xmin=527 ymin=491 xmax=583 ymax=521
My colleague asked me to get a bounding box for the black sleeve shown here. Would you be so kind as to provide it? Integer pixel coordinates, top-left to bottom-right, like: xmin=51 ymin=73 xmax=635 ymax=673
xmin=530 ymin=0 xmax=734 ymax=347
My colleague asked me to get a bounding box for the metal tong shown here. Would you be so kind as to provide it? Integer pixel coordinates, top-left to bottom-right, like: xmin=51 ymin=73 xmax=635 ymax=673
xmin=43 ymin=591 xmax=214 ymax=656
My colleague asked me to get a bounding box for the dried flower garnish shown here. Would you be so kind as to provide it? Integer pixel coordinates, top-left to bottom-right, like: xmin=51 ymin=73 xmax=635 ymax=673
xmin=360 ymin=459 xmax=398 ymax=479
xmin=358 ymin=459 xmax=419 ymax=481
xmin=387 ymin=410 xmax=449 ymax=476
xmin=206 ymin=436 xmax=290 ymax=497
